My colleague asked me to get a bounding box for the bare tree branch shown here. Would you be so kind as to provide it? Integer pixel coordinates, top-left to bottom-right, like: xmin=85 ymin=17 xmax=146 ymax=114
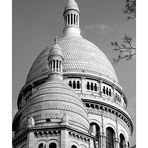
xmin=123 ymin=0 xmax=136 ymax=20
xmin=111 ymin=0 xmax=136 ymax=64
xmin=111 ymin=34 xmax=136 ymax=64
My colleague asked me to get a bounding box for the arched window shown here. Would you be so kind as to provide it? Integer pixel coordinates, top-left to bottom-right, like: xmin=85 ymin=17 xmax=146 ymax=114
xmin=87 ymin=82 xmax=90 ymax=90
xmin=106 ymin=87 xmax=108 ymax=95
xmin=109 ymin=89 xmax=111 ymax=97
xmin=53 ymin=60 xmax=55 ymax=70
xmin=94 ymin=83 xmax=97 ymax=91
xmin=91 ymin=83 xmax=93 ymax=91
xmin=49 ymin=143 xmax=56 ymax=148
xmin=77 ymin=81 xmax=80 ymax=89
xmin=71 ymin=145 xmax=77 ymax=148
xmin=73 ymin=81 xmax=76 ymax=89
xmin=103 ymin=86 xmax=105 ymax=94
xmin=56 ymin=60 xmax=58 ymax=69
xmin=106 ymin=127 xmax=115 ymax=148
xmin=69 ymin=81 xmax=72 ymax=87
xmin=119 ymin=134 xmax=126 ymax=148
xmin=38 ymin=143 xmax=46 ymax=148
xmin=90 ymin=123 xmax=100 ymax=142
xmin=128 ymin=142 xmax=130 ymax=148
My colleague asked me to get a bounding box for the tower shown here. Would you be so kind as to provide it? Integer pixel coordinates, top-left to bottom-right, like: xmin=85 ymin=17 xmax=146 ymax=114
xmin=12 ymin=0 xmax=133 ymax=148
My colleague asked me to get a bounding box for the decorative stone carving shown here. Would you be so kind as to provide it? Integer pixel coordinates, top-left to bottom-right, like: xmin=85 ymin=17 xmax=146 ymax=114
xmin=27 ymin=116 xmax=35 ymax=127
xmin=62 ymin=113 xmax=69 ymax=125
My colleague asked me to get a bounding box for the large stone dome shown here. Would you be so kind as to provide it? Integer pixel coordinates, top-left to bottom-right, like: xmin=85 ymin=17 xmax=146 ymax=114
xmin=19 ymin=80 xmax=89 ymax=133
xmin=26 ymin=35 xmax=119 ymax=85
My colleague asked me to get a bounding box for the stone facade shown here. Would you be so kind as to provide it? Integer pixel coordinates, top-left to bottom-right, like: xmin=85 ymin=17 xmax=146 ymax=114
xmin=12 ymin=0 xmax=133 ymax=148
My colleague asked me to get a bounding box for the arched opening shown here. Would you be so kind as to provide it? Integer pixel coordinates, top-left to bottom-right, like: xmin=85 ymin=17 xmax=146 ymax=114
xmin=68 ymin=14 xmax=70 ymax=25
xmin=103 ymin=86 xmax=105 ymax=94
xmin=73 ymin=81 xmax=76 ymax=89
xmin=56 ymin=60 xmax=58 ymax=70
xmin=38 ymin=143 xmax=46 ymax=148
xmin=87 ymin=82 xmax=90 ymax=90
xmin=77 ymin=81 xmax=80 ymax=89
xmin=94 ymin=83 xmax=97 ymax=91
xmin=71 ymin=145 xmax=77 ymax=148
xmin=90 ymin=123 xmax=100 ymax=146
xmin=49 ymin=143 xmax=56 ymax=148
xmin=109 ymin=89 xmax=111 ymax=97
xmin=128 ymin=142 xmax=130 ymax=148
xmin=74 ymin=14 xmax=75 ymax=25
xmin=71 ymin=13 xmax=73 ymax=25
xmin=53 ymin=60 xmax=55 ymax=70
xmin=91 ymin=82 xmax=93 ymax=91
xmin=106 ymin=127 xmax=115 ymax=148
xmin=106 ymin=87 xmax=108 ymax=95
xmin=119 ymin=134 xmax=126 ymax=148
xmin=69 ymin=81 xmax=72 ymax=87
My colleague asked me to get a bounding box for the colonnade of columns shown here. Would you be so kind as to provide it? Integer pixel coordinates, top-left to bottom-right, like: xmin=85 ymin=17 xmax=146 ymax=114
xmin=49 ymin=60 xmax=62 ymax=73
xmin=64 ymin=13 xmax=79 ymax=27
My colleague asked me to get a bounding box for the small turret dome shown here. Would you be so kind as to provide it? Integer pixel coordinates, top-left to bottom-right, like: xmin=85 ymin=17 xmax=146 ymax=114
xmin=64 ymin=0 xmax=79 ymax=12
xmin=49 ymin=40 xmax=63 ymax=58
xmin=19 ymin=80 xmax=89 ymax=133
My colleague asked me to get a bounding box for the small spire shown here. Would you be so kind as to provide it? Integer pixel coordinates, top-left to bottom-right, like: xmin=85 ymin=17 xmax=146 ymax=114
xmin=48 ymin=38 xmax=64 ymax=81
xmin=54 ymin=36 xmax=58 ymax=44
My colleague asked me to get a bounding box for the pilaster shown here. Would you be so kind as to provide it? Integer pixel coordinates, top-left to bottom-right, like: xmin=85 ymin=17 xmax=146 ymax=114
xmin=60 ymin=130 xmax=69 ymax=148
xmin=114 ymin=138 xmax=120 ymax=148
xmin=27 ymin=132 xmax=34 ymax=148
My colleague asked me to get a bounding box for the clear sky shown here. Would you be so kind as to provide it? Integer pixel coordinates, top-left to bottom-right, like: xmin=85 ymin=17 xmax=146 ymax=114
xmin=12 ymin=0 xmax=136 ymax=145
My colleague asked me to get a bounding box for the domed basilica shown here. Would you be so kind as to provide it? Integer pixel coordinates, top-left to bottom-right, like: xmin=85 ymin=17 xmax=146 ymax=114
xmin=12 ymin=0 xmax=133 ymax=148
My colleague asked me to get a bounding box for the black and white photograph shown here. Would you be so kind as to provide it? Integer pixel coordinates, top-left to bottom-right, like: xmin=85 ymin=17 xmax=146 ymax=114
xmin=12 ymin=0 xmax=136 ymax=148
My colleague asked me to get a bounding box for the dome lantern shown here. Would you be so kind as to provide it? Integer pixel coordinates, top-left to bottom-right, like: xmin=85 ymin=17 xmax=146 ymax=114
xmin=63 ymin=0 xmax=81 ymax=36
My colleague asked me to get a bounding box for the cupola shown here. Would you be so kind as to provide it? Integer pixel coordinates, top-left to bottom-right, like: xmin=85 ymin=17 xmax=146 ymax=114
xmin=48 ymin=37 xmax=64 ymax=80
xmin=63 ymin=0 xmax=80 ymax=36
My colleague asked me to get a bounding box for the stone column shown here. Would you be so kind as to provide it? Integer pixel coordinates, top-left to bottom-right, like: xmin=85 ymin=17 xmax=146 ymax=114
xmin=100 ymin=132 xmax=105 ymax=148
xmin=81 ymin=77 xmax=86 ymax=94
xmin=113 ymin=85 xmax=116 ymax=102
xmin=101 ymin=114 xmax=105 ymax=148
xmin=27 ymin=132 xmax=35 ymax=148
xmin=60 ymin=130 xmax=69 ymax=148
xmin=89 ymin=137 xmax=95 ymax=148
xmin=115 ymin=116 xmax=119 ymax=148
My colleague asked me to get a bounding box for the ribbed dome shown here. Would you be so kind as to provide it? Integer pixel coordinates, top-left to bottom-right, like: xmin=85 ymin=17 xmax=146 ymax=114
xmin=64 ymin=0 xmax=79 ymax=12
xmin=20 ymin=80 xmax=89 ymax=133
xmin=26 ymin=35 xmax=119 ymax=84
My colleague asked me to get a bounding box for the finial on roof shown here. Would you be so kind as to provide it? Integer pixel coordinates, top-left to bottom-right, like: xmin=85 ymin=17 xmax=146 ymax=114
xmin=54 ymin=36 xmax=58 ymax=44
xmin=64 ymin=0 xmax=79 ymax=12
